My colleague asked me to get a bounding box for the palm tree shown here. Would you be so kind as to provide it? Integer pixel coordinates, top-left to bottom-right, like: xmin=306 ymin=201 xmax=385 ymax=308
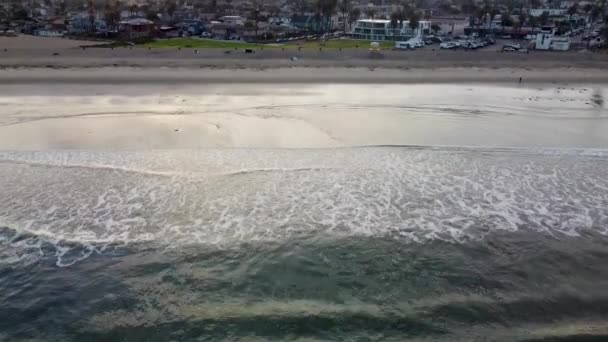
xmin=397 ymin=7 xmax=406 ymax=36
xmin=129 ymin=4 xmax=138 ymax=17
xmin=501 ymin=11 xmax=513 ymax=27
xmin=568 ymin=3 xmax=578 ymax=20
xmin=338 ymin=0 xmax=352 ymax=34
xmin=408 ymin=9 xmax=420 ymax=36
xmin=166 ymin=1 xmax=177 ymax=24
xmin=348 ymin=7 xmax=361 ymax=31
xmin=539 ymin=11 xmax=549 ymax=26
xmin=423 ymin=9 xmax=431 ymax=21
xmin=250 ymin=6 xmax=260 ymax=38
xmin=431 ymin=23 xmax=441 ymax=34
xmin=390 ymin=10 xmax=399 ymax=40
xmin=87 ymin=0 xmax=96 ymax=33
xmin=529 ymin=15 xmax=539 ymax=32
xmin=104 ymin=0 xmax=121 ymax=30
xmin=517 ymin=12 xmax=527 ymax=33
xmin=583 ymin=3 xmax=593 ymax=20
xmin=56 ymin=1 xmax=67 ymax=16
xmin=315 ymin=0 xmax=338 ymax=33
xmin=472 ymin=6 xmax=484 ymax=27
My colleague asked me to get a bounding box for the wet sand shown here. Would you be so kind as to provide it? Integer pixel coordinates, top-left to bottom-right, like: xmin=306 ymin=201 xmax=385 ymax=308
xmin=1 ymin=68 xmax=606 ymax=150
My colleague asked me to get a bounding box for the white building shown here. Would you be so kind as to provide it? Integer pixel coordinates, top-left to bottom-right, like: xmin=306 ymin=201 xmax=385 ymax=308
xmin=351 ymin=19 xmax=431 ymax=41
xmin=218 ymin=16 xmax=245 ymax=26
xmin=528 ymin=9 xmax=567 ymax=17
xmin=535 ymin=27 xmax=571 ymax=50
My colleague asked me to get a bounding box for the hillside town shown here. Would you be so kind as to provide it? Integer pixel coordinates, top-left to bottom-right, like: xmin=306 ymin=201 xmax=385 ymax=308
xmin=1 ymin=0 xmax=607 ymax=51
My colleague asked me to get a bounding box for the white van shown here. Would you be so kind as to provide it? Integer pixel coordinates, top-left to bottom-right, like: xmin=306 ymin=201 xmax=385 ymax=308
xmin=395 ymin=41 xmax=413 ymax=49
xmin=395 ymin=40 xmax=421 ymax=50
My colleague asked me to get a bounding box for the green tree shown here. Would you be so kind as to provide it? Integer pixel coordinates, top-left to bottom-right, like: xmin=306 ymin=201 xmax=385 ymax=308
xmin=364 ymin=7 xmax=376 ymax=20
xmin=431 ymin=23 xmax=441 ymax=33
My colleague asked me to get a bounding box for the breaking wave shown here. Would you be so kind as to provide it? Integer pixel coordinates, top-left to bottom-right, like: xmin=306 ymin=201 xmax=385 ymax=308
xmin=1 ymin=146 xmax=607 ymax=266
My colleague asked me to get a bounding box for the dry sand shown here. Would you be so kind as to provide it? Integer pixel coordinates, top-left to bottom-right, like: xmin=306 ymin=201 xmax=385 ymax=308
xmin=0 ymin=35 xmax=104 ymax=49
xmin=2 ymin=66 xmax=608 ymax=84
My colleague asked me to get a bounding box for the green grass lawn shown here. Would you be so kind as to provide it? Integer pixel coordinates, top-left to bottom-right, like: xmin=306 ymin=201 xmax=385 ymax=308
xmin=143 ymin=38 xmax=395 ymax=50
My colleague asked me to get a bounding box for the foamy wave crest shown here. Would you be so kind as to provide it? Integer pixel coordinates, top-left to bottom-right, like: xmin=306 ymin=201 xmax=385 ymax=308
xmin=0 ymin=148 xmax=607 ymax=266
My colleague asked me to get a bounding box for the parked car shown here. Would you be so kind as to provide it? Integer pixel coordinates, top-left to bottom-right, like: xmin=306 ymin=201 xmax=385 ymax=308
xmin=2 ymin=30 xmax=17 ymax=37
xmin=502 ymin=43 xmax=523 ymax=52
xmin=395 ymin=41 xmax=414 ymax=49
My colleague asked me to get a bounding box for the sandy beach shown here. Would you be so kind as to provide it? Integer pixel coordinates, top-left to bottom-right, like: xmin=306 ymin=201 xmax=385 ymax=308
xmin=2 ymin=65 xmax=608 ymax=85
xmin=2 ymin=36 xmax=608 ymax=342
xmin=1 ymin=36 xmax=607 ymax=149
xmin=1 ymin=68 xmax=606 ymax=150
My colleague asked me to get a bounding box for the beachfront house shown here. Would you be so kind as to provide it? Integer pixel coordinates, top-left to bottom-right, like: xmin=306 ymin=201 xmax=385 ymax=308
xmin=177 ymin=19 xmax=207 ymax=36
xmin=290 ymin=15 xmax=322 ymax=32
xmin=528 ymin=9 xmax=567 ymax=17
xmin=351 ymin=19 xmax=431 ymax=41
xmin=209 ymin=16 xmax=246 ymax=39
xmin=535 ymin=27 xmax=571 ymax=50
xmin=119 ymin=18 xmax=155 ymax=40
xmin=68 ymin=13 xmax=108 ymax=34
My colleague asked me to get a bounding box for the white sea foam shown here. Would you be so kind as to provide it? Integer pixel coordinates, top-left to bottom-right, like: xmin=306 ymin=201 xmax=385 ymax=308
xmin=0 ymin=148 xmax=607 ymax=266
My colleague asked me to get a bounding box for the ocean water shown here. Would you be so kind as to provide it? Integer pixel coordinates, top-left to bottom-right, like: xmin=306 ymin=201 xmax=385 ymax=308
xmin=1 ymin=147 xmax=608 ymax=341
